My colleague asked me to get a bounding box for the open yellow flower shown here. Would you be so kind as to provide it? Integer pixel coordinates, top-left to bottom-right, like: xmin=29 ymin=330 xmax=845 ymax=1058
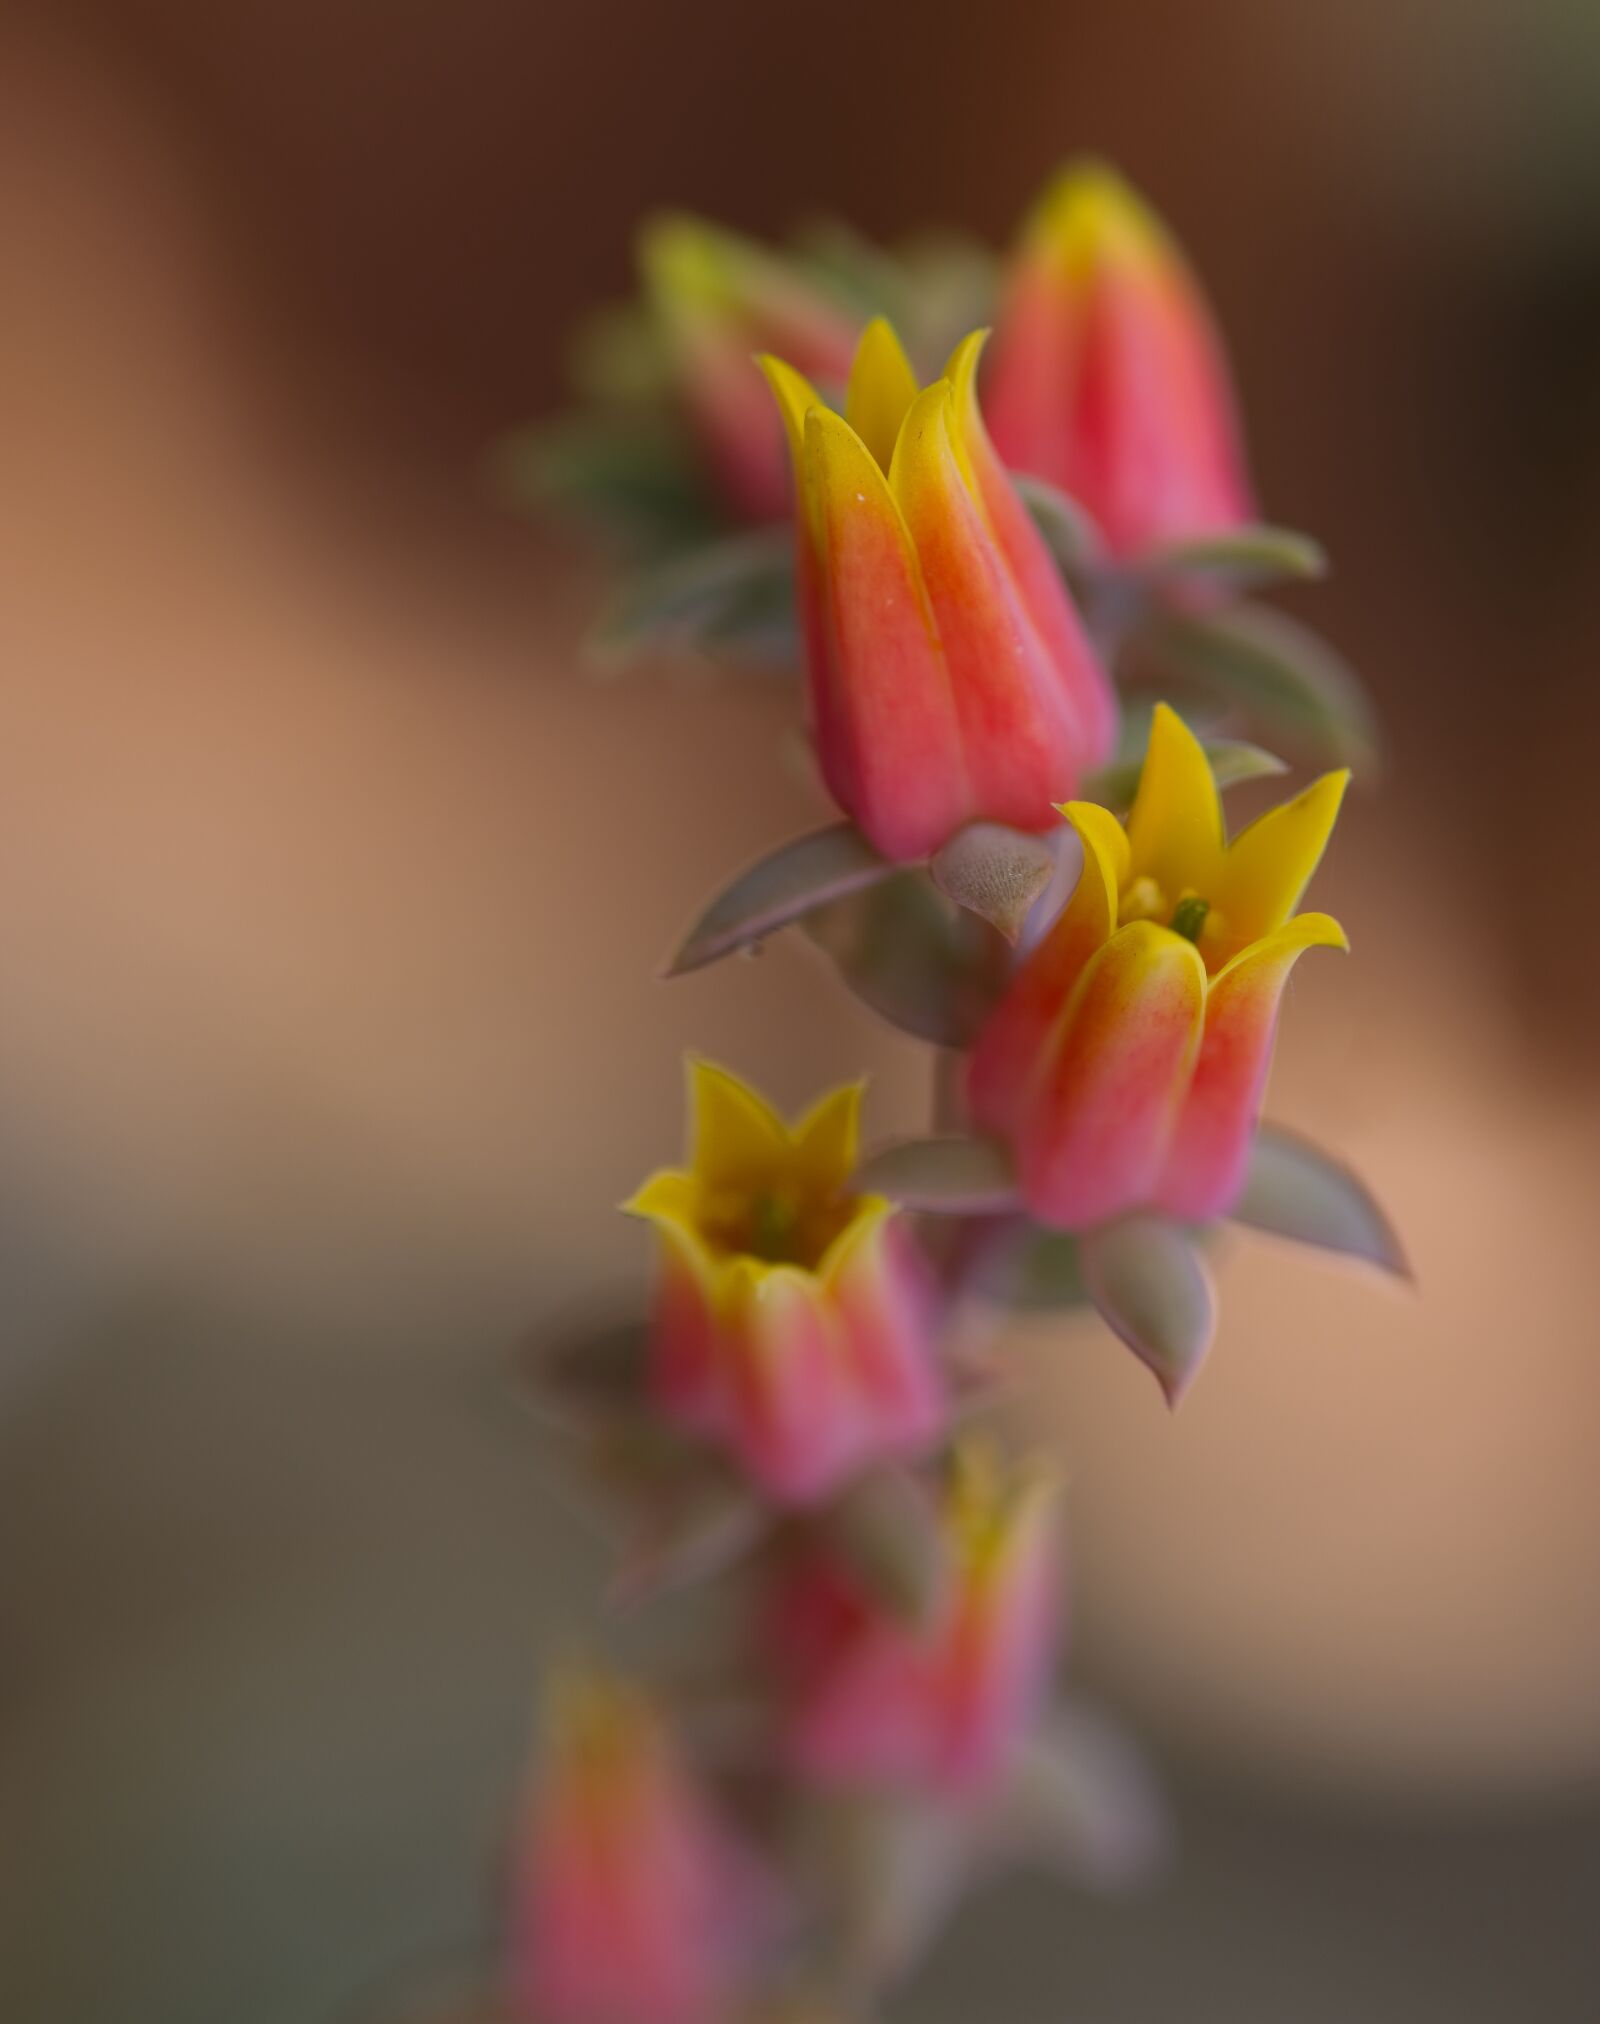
xmin=625 ymin=1060 xmax=943 ymax=1502
xmin=968 ymin=705 xmax=1348 ymax=1227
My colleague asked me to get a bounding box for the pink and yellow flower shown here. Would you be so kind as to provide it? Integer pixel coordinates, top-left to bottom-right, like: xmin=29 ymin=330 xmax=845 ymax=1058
xmin=625 ymin=1061 xmax=944 ymax=1505
xmin=774 ymin=1442 xmax=1062 ymax=1794
xmin=641 ymin=214 xmax=860 ymax=525
xmin=759 ymin=318 xmax=1116 ymax=862
xmin=968 ymin=705 xmax=1348 ymax=1229
xmin=507 ymin=1666 xmax=765 ymax=2024
xmin=984 ymin=162 xmax=1253 ymax=560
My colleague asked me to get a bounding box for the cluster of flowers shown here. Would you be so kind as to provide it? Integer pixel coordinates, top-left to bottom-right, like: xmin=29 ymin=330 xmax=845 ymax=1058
xmin=463 ymin=163 xmax=1406 ymax=2024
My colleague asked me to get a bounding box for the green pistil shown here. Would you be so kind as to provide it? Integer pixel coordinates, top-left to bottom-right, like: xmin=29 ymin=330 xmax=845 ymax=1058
xmin=750 ymin=1192 xmax=798 ymax=1263
xmin=1170 ymin=894 xmax=1210 ymax=944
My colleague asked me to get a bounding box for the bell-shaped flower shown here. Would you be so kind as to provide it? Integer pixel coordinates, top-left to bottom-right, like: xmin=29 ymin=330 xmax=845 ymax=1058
xmin=507 ymin=1666 xmax=767 ymax=2024
xmin=774 ymin=1443 xmax=1062 ymax=1794
xmin=640 ymin=214 xmax=860 ymax=525
xmin=968 ymin=704 xmax=1348 ymax=1229
xmin=983 ymin=161 xmax=1253 ymax=559
xmin=625 ymin=1060 xmax=944 ymax=1505
xmin=759 ymin=318 xmax=1116 ymax=862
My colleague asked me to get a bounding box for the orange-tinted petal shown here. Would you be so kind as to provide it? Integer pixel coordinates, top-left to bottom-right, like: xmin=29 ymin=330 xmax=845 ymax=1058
xmin=803 ymin=404 xmax=969 ymax=861
xmin=1157 ymin=912 xmax=1347 ymax=1219
xmin=984 ymin=162 xmax=1253 ymax=558
xmin=946 ymin=330 xmax=1117 ymax=765
xmin=1015 ymin=921 xmax=1207 ymax=1231
xmin=891 ymin=380 xmax=1098 ymax=834
xmin=966 ymin=800 xmax=1127 ymax=1138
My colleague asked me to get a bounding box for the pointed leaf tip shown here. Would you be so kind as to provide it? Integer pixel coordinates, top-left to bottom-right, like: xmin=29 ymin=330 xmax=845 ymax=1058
xmin=665 ymin=823 xmax=895 ymax=976
xmin=931 ymin=822 xmax=1060 ymax=943
xmin=1233 ymin=1125 xmax=1411 ymax=1280
xmin=1140 ymin=524 xmax=1329 ymax=596
xmin=1080 ymin=1214 xmax=1217 ymax=1406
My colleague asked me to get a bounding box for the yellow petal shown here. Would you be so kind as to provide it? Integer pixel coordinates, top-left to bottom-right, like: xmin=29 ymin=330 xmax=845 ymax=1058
xmin=814 ymin=1190 xmax=895 ymax=1284
xmin=792 ymin=1078 xmax=865 ymax=1196
xmin=620 ymin=1164 xmax=719 ymax=1287
xmin=803 ymin=399 xmax=930 ymax=607
xmin=1058 ymin=798 xmax=1132 ymax=942
xmin=1124 ymin=703 xmax=1225 ymax=904
xmin=1214 ymin=770 xmax=1349 ymax=951
xmin=757 ymin=351 xmax=824 ymax=470
xmin=686 ymin=1056 xmax=792 ymax=1195
xmin=621 ymin=1166 xmax=697 ymax=1225
xmin=939 ymin=326 xmax=993 ymax=503
xmin=845 ymin=317 xmax=922 ymax=475
xmin=1207 ymin=909 xmax=1348 ymax=993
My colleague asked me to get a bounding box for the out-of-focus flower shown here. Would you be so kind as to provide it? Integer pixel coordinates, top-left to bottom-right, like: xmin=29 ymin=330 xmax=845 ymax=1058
xmin=984 ymin=162 xmax=1253 ymax=559
xmin=775 ymin=1442 xmax=1062 ymax=1793
xmin=759 ymin=319 xmax=1116 ymax=862
xmin=640 ymin=215 xmax=861 ymax=525
xmin=625 ymin=1060 xmax=944 ymax=1504
xmin=508 ymin=1666 xmax=766 ymax=2024
xmin=968 ymin=704 xmax=1347 ymax=1229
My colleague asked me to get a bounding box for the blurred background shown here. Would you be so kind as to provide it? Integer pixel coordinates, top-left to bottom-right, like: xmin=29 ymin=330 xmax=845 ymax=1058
xmin=2 ymin=1 xmax=1599 ymax=2019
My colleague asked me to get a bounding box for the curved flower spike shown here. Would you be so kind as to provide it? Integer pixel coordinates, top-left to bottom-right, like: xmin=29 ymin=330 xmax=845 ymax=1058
xmin=640 ymin=213 xmax=860 ymax=524
xmin=625 ymin=1059 xmax=944 ymax=1504
xmin=760 ymin=318 xmax=1116 ymax=862
xmin=776 ymin=1441 xmax=1063 ymax=1794
xmin=984 ymin=161 xmax=1253 ymax=559
xmin=967 ymin=704 xmax=1348 ymax=1229
xmin=508 ymin=1665 xmax=770 ymax=2024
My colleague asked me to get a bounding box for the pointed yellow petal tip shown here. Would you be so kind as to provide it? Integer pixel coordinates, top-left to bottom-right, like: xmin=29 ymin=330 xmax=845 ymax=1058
xmin=686 ymin=1052 xmax=787 ymax=1131
xmin=620 ymin=1166 xmax=698 ymax=1232
xmin=815 ymin=1190 xmax=895 ymax=1284
xmin=941 ymin=328 xmax=994 ymax=469
xmin=1149 ymin=700 xmax=1207 ymax=763
xmin=886 ymin=373 xmax=961 ymax=499
xmin=1029 ymin=158 xmax=1170 ymax=276
xmin=1298 ymin=910 xmax=1350 ymax=954
xmin=845 ymin=317 xmax=922 ymax=474
xmin=942 ymin=326 xmax=992 ymax=396
xmin=794 ymin=1075 xmax=867 ymax=1177
xmin=757 ymin=352 xmax=822 ymax=465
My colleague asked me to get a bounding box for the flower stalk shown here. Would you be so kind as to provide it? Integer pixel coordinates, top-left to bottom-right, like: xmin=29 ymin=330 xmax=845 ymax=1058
xmin=448 ymin=158 xmax=1406 ymax=2024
